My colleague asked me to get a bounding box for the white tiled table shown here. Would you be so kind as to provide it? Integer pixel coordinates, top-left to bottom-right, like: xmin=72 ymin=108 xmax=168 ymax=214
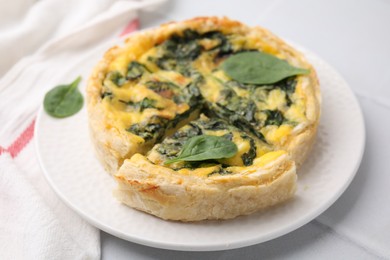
xmin=102 ymin=0 xmax=390 ymax=258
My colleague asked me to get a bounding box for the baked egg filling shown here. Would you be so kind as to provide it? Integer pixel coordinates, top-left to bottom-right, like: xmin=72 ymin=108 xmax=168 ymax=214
xmin=101 ymin=28 xmax=309 ymax=173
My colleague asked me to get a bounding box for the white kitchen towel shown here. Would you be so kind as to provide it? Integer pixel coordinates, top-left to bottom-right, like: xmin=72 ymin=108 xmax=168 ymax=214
xmin=0 ymin=0 xmax=166 ymax=259
xmin=0 ymin=0 xmax=158 ymax=77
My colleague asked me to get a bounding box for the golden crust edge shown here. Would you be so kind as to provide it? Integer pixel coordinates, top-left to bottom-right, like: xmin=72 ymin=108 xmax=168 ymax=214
xmin=114 ymin=153 xmax=297 ymax=221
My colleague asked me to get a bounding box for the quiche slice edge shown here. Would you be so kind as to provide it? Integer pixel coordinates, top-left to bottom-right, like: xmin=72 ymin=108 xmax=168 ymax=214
xmin=115 ymin=152 xmax=296 ymax=221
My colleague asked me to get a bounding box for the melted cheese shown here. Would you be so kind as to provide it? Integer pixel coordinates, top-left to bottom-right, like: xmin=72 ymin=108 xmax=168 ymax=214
xmin=108 ymin=54 xmax=130 ymax=74
xmin=104 ymin=82 xmax=190 ymax=130
xmin=229 ymin=35 xmax=247 ymax=49
xmin=198 ymin=38 xmax=220 ymax=50
xmin=109 ymin=35 xmax=156 ymax=72
xmin=153 ymin=70 xmax=191 ymax=87
xmin=285 ymin=104 xmax=306 ymax=122
xmin=193 ymin=53 xmax=216 ymax=74
xmin=212 ymin=70 xmax=230 ymax=82
xmin=103 ymin=99 xmax=143 ymax=128
xmin=138 ymin=47 xmax=160 ymax=72
xmin=262 ymin=125 xmax=293 ymax=145
xmin=219 ymin=133 xmax=251 ymax=166
xmin=177 ymin=150 xmax=287 ymax=178
xmin=201 ymin=76 xmax=223 ymax=103
xmin=178 ymin=166 xmax=220 ymax=177
xmin=267 ymin=89 xmax=286 ymax=110
xmin=253 ymin=150 xmax=286 ymax=167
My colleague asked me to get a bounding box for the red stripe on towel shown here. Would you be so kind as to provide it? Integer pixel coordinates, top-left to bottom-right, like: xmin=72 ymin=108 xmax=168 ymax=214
xmin=0 ymin=146 xmax=6 ymax=155
xmin=120 ymin=18 xmax=140 ymax=36
xmin=0 ymin=119 xmax=35 ymax=158
xmin=0 ymin=18 xmax=140 ymax=159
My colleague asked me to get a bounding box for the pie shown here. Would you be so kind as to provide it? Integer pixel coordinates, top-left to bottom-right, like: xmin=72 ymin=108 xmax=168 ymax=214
xmin=87 ymin=17 xmax=321 ymax=221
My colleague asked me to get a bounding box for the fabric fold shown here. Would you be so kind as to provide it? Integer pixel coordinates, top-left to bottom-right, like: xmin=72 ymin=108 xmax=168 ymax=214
xmin=0 ymin=0 xmax=166 ymax=259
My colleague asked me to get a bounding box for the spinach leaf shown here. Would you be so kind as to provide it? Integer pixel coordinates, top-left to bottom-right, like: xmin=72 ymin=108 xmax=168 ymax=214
xmin=119 ymin=97 xmax=160 ymax=112
xmin=107 ymin=71 xmax=126 ymax=86
xmin=139 ymin=98 xmax=157 ymax=111
xmin=43 ymin=76 xmax=83 ymax=118
xmin=207 ymin=167 xmax=233 ymax=177
xmin=221 ymin=51 xmax=309 ymax=85
xmin=127 ymin=61 xmax=148 ymax=80
xmin=161 ymin=31 xmax=202 ymax=61
xmin=145 ymin=81 xmax=181 ymax=99
xmin=164 ymin=135 xmax=238 ymax=164
xmin=146 ymin=81 xmax=179 ymax=91
xmin=264 ymin=110 xmax=285 ymax=126
xmin=202 ymin=31 xmax=233 ymax=54
xmin=127 ymin=116 xmax=168 ymax=141
xmin=151 ymin=29 xmax=203 ymax=76
xmin=101 ymin=91 xmax=113 ymax=99
xmin=277 ymin=77 xmax=297 ymax=93
xmin=127 ymin=123 xmax=161 ymax=141
xmin=215 ymin=84 xmax=257 ymax=123
xmin=241 ymin=135 xmax=257 ymax=166
xmin=152 ymin=56 xmax=195 ymax=77
xmin=204 ymin=101 xmax=267 ymax=143
xmin=157 ymin=124 xmax=202 ymax=157
xmin=201 ymin=118 xmax=229 ymax=130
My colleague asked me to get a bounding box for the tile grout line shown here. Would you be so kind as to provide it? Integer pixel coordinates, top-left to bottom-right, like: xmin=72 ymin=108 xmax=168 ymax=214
xmin=312 ymin=219 xmax=387 ymax=259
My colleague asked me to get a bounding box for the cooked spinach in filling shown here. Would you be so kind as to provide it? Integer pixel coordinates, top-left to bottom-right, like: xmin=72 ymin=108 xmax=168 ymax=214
xmin=149 ymin=115 xmax=266 ymax=170
xmin=102 ymin=29 xmax=307 ymax=170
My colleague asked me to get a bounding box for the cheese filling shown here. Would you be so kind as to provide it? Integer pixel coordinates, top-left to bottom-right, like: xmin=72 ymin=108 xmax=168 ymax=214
xmin=101 ymin=28 xmax=309 ymax=174
xmin=147 ymin=115 xmax=284 ymax=177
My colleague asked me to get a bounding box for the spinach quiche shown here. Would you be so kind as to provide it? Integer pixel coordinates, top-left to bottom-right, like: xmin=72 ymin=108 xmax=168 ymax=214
xmin=87 ymin=17 xmax=320 ymax=221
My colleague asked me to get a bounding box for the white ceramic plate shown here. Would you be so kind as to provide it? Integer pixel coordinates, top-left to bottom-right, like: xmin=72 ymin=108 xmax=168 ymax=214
xmin=35 ymin=41 xmax=365 ymax=251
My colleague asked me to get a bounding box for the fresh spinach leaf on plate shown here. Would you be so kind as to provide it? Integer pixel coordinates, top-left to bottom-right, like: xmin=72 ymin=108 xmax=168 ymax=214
xmin=43 ymin=76 xmax=84 ymax=118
